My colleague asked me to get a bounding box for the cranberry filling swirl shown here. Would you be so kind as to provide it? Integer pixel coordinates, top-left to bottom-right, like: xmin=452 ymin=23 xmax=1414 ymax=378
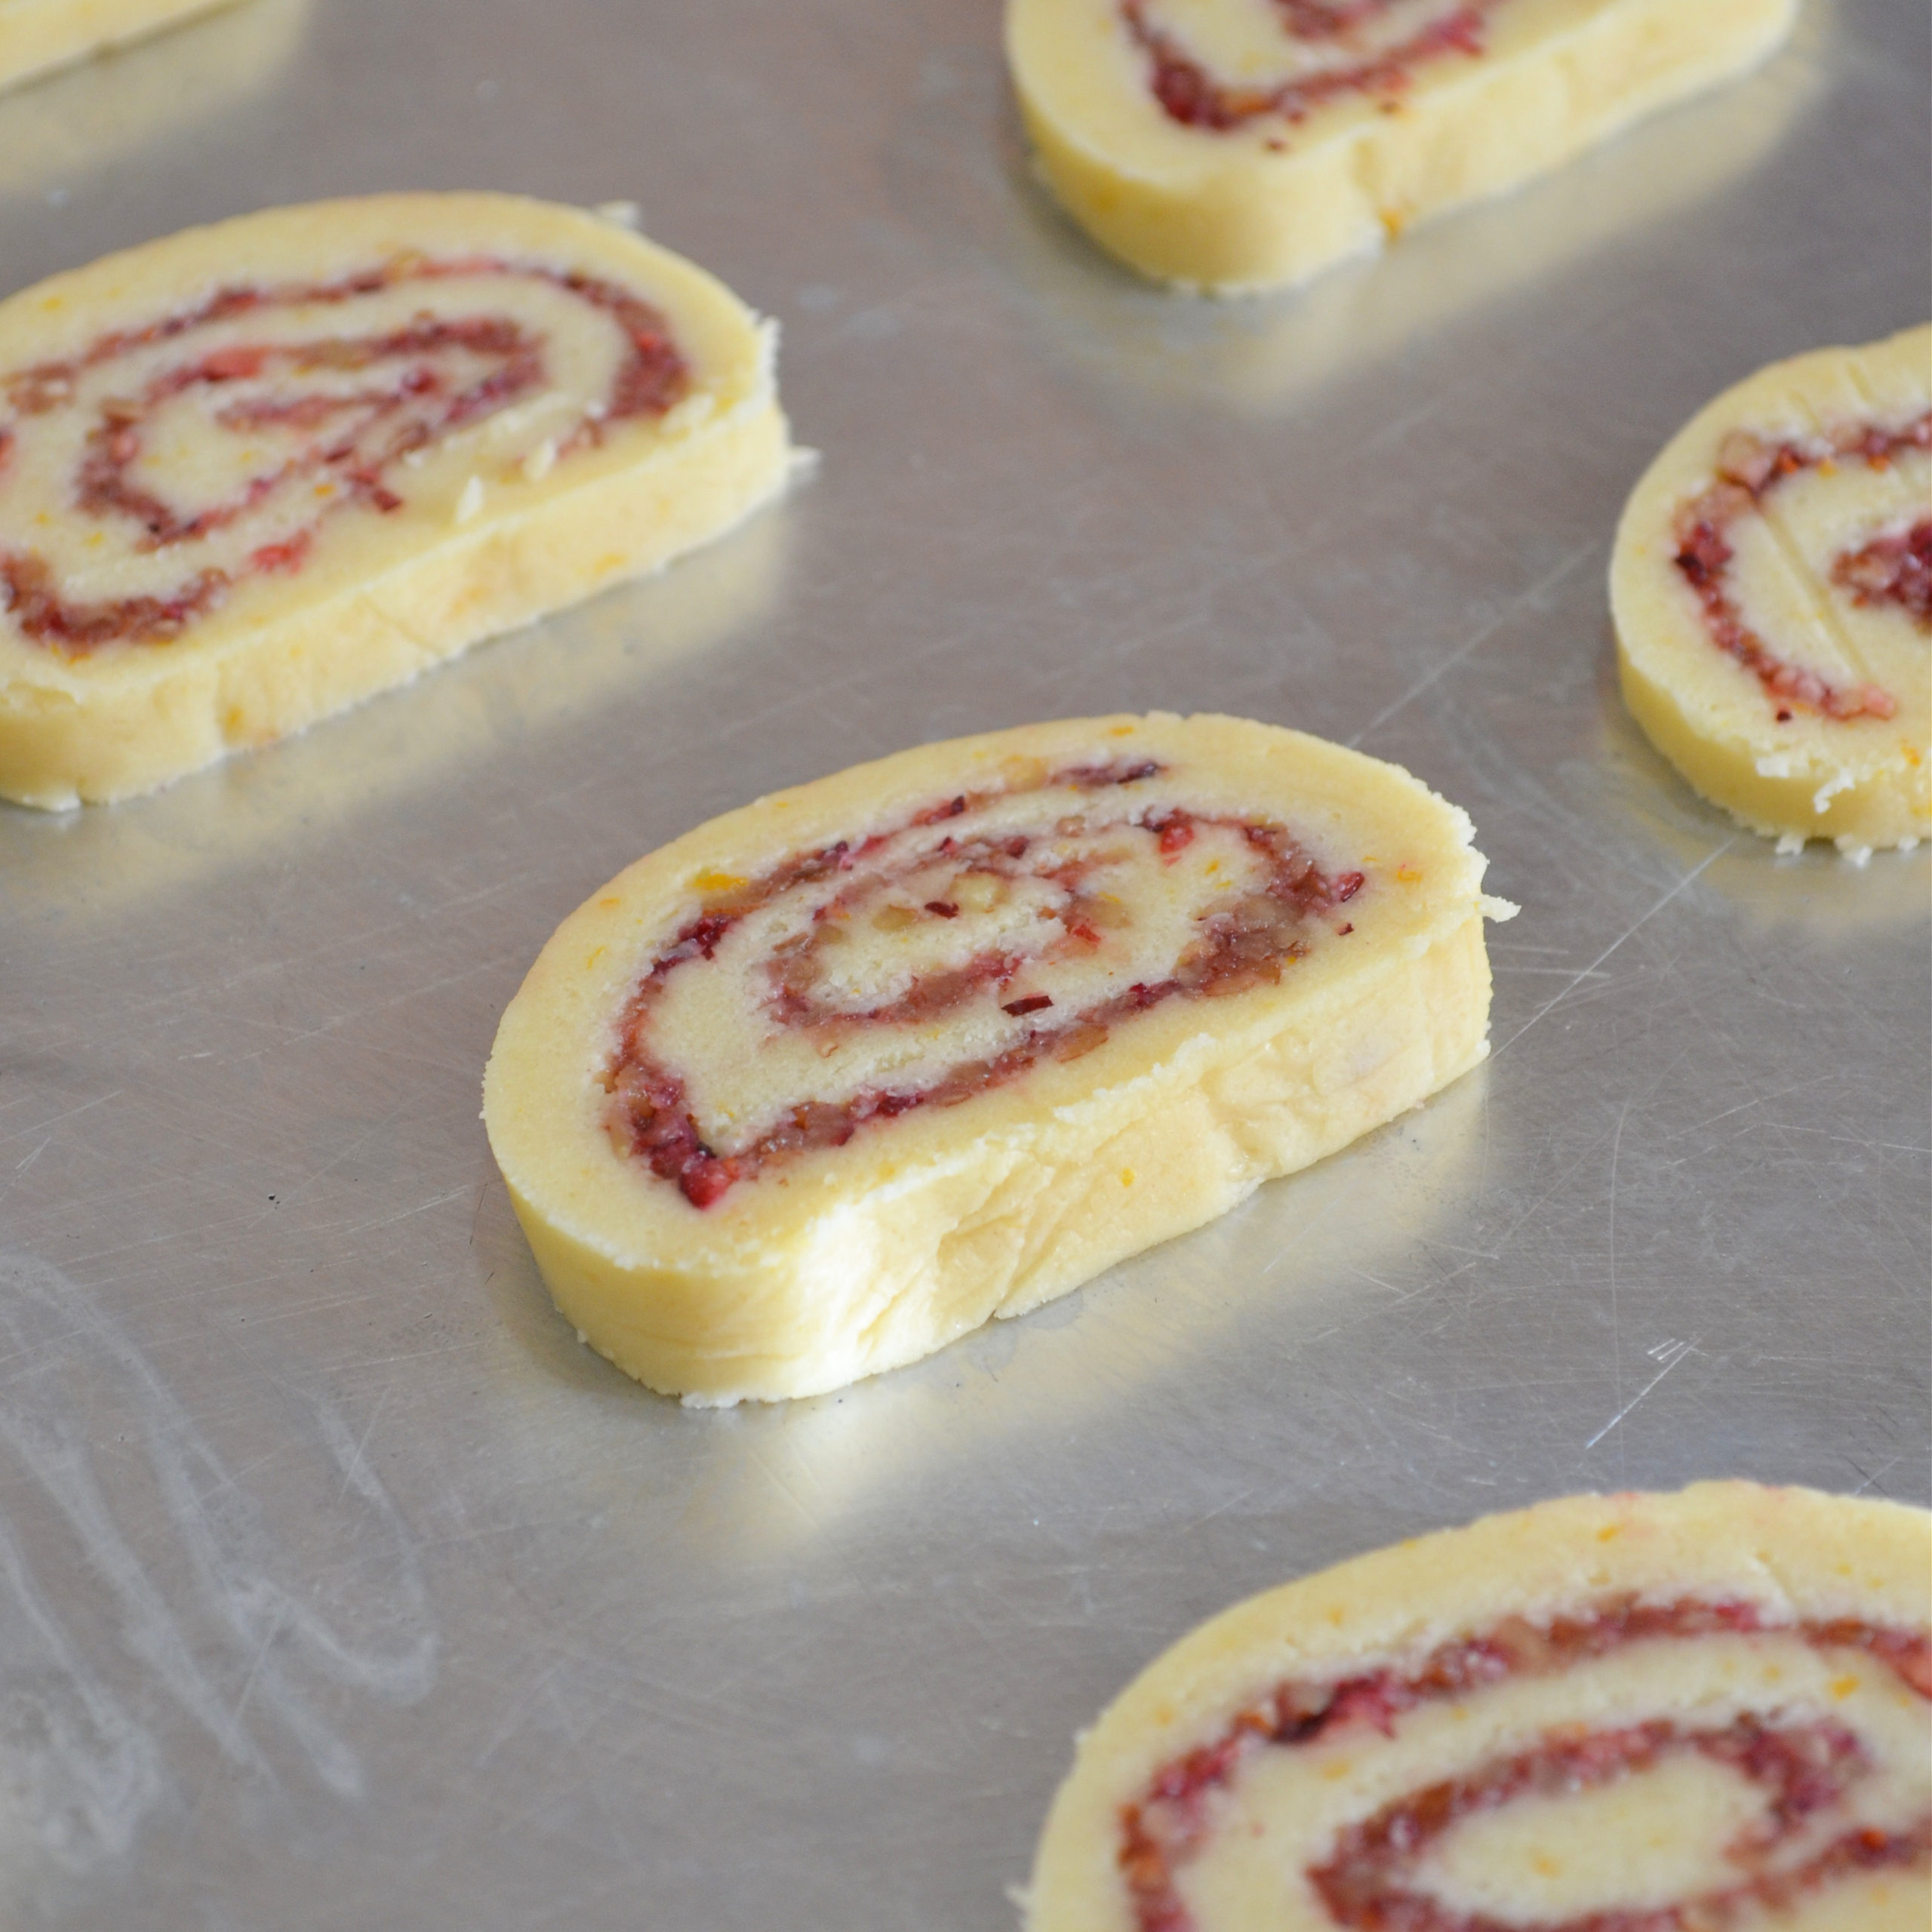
xmin=601 ymin=758 xmax=1366 ymax=1208
xmin=1670 ymin=411 xmax=1932 ymax=724
xmin=1117 ymin=1598 xmax=1932 ymax=1932
xmin=0 ymin=255 xmax=688 ymax=655
xmin=1121 ymin=0 xmax=1497 ymax=133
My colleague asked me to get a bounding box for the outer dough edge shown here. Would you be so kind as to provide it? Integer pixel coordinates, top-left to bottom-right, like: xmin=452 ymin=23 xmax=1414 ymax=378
xmin=483 ymin=712 xmax=1501 ymax=1404
xmin=1005 ymin=0 xmax=1796 ymax=294
xmin=0 ymin=192 xmax=794 ymax=808
xmin=1025 ymin=1481 xmax=1932 ymax=1931
xmin=1610 ymin=323 xmax=1932 ymax=851
xmin=512 ymin=913 xmax=1490 ymax=1405
xmin=0 ymin=0 xmax=239 ymax=94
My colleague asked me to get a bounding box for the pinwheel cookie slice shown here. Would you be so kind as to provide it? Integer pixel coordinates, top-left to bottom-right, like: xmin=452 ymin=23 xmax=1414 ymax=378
xmin=1614 ymin=326 xmax=1931 ymax=856
xmin=483 ymin=713 xmax=1510 ymax=1405
xmin=1026 ymin=1482 xmax=1932 ymax=1932
xmin=1006 ymin=0 xmax=1795 ymax=293
xmin=0 ymin=0 xmax=238 ymax=94
xmin=0 ymin=192 xmax=792 ymax=807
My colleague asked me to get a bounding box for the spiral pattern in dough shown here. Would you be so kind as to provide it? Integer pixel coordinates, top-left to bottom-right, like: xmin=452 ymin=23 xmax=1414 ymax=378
xmin=602 ymin=755 xmax=1366 ymax=1206
xmin=1670 ymin=411 xmax=1931 ymax=724
xmin=1120 ymin=1601 xmax=1929 ymax=1930
xmin=1026 ymin=1487 xmax=1931 ymax=1932
xmin=0 ymin=254 xmax=686 ymax=654
xmin=1611 ymin=325 xmax=1932 ymax=850
xmin=1122 ymin=0 xmax=1497 ymax=131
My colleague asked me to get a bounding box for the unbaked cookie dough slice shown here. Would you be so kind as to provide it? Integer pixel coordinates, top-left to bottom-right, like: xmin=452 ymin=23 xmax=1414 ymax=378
xmin=1007 ymin=0 xmax=1795 ymax=293
xmin=0 ymin=0 xmax=243 ymax=96
xmin=1026 ymin=1483 xmax=1932 ymax=1932
xmin=1614 ymin=326 xmax=1931 ymax=857
xmin=1615 ymin=328 xmax=1932 ymax=857
xmin=483 ymin=713 xmax=1510 ymax=1404
xmin=0 ymin=192 xmax=792 ymax=808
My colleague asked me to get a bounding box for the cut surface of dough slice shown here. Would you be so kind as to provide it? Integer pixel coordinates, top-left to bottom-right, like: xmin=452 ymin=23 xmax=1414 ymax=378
xmin=1006 ymin=0 xmax=1795 ymax=293
xmin=1613 ymin=325 xmax=1931 ymax=855
xmin=482 ymin=713 xmax=1509 ymax=1405
xmin=0 ymin=0 xmax=241 ymax=94
xmin=1026 ymin=1482 xmax=1932 ymax=1932
xmin=0 ymin=192 xmax=792 ymax=808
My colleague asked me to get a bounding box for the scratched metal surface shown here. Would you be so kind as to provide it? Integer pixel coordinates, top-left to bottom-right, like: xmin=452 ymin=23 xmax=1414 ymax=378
xmin=0 ymin=0 xmax=1927 ymax=1924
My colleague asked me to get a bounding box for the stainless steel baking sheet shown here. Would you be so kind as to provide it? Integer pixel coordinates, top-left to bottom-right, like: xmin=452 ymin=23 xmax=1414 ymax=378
xmin=1 ymin=1 xmax=1927 ymax=1924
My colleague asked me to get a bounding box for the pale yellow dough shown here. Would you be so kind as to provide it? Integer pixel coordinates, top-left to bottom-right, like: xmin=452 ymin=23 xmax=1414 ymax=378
xmin=0 ymin=193 xmax=792 ymax=808
xmin=482 ymin=713 xmax=1509 ymax=1405
xmin=1026 ymin=1483 xmax=1932 ymax=1931
xmin=0 ymin=0 xmax=242 ymax=93
xmin=0 ymin=0 xmax=309 ymax=198
xmin=1007 ymin=0 xmax=1795 ymax=293
xmin=1613 ymin=325 xmax=1932 ymax=854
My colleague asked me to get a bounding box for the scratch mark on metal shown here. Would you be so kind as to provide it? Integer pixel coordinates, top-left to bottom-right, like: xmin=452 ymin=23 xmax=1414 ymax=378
xmin=1768 ymin=1126 xmax=1930 ymax=1157
xmin=1586 ymin=1336 xmax=1698 ymax=1450
xmin=0 ymin=1090 xmax=126 ymax=1158
xmin=199 ymin=1602 xmax=294 ymax=1822
xmin=1357 ymin=392 xmax=1450 ymax=456
xmin=1491 ymin=966 xmax=1612 ymax=978
xmin=1494 ymin=840 xmax=1734 ymax=1058
xmin=1604 ymin=1100 xmax=1631 ymax=1464
xmin=1657 ymin=1077 xmax=1831 ymax=1143
xmin=473 ymin=1656 xmax=569 ymax=1770
xmin=331 ymin=1387 xmax=391 ymax=1514
xmin=328 ymin=1184 xmax=472 ymax=1238
xmin=743 ymin=1442 xmax=829 ymax=1539
xmin=1346 ymin=540 xmax=1600 ymax=749
xmin=1848 ymin=1457 xmax=1903 ymax=1497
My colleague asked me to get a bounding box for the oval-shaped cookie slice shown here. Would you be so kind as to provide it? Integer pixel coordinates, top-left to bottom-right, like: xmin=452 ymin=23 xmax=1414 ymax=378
xmin=1006 ymin=0 xmax=1795 ymax=293
xmin=0 ymin=192 xmax=792 ymax=808
xmin=1027 ymin=1482 xmax=1931 ymax=1931
xmin=482 ymin=713 xmax=1509 ymax=1405
xmin=1613 ymin=325 xmax=1931 ymax=857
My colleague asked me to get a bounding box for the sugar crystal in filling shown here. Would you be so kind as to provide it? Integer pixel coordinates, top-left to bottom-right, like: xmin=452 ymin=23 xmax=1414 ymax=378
xmin=1613 ymin=326 xmax=1932 ymax=851
xmin=0 ymin=192 xmax=792 ymax=808
xmin=1026 ymin=1484 xmax=1932 ymax=1931
xmin=1004 ymin=0 xmax=1796 ymax=292
xmin=482 ymin=714 xmax=1510 ymax=1404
